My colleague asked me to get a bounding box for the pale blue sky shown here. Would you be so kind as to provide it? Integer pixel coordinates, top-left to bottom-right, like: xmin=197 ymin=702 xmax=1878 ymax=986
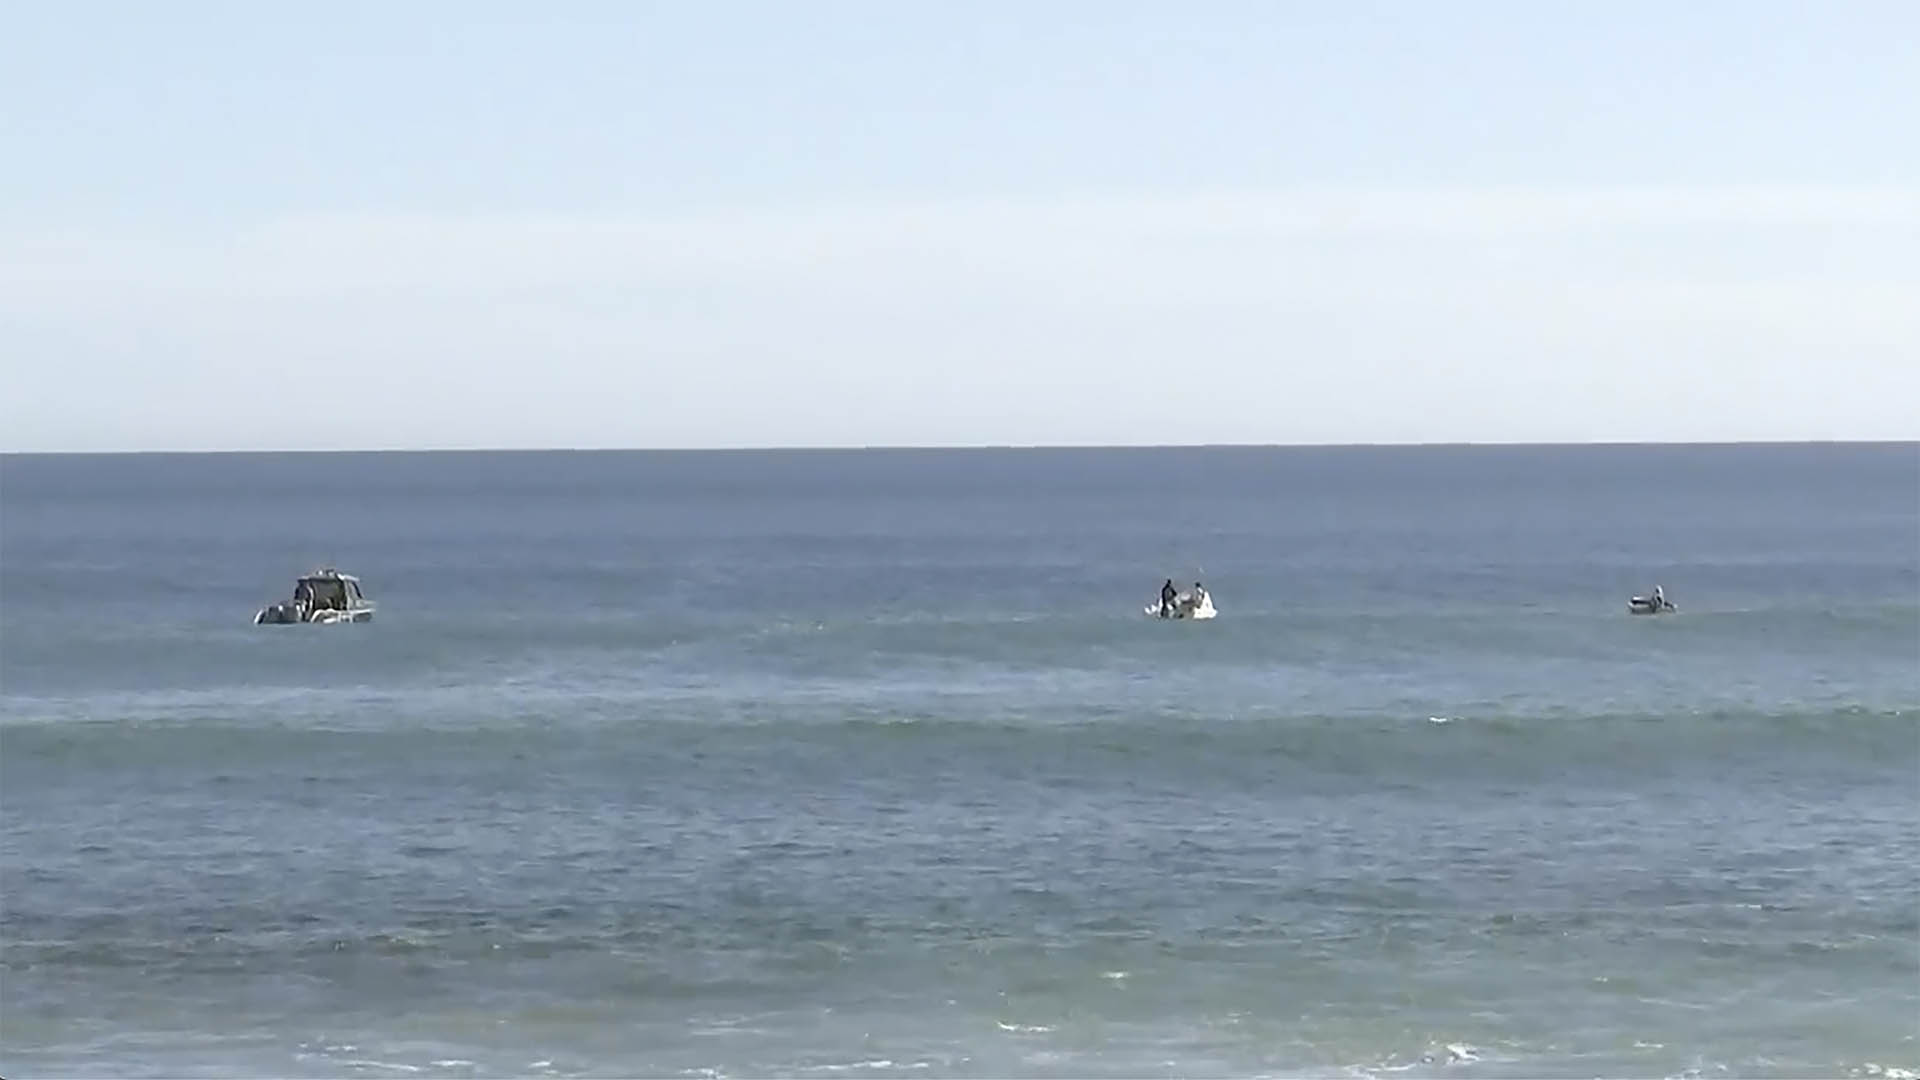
xmin=3 ymin=1 xmax=1916 ymax=450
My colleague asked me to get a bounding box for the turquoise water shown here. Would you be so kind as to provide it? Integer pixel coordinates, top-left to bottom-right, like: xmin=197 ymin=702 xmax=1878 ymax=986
xmin=3 ymin=444 xmax=1916 ymax=1077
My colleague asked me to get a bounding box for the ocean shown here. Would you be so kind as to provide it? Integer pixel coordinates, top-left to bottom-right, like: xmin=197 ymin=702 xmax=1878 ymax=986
xmin=2 ymin=444 xmax=1916 ymax=1078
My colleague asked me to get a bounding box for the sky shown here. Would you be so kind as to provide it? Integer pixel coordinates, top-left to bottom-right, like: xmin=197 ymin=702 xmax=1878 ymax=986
xmin=2 ymin=0 xmax=1916 ymax=451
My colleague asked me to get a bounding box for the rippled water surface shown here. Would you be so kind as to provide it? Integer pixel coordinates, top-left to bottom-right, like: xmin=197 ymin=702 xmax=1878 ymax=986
xmin=3 ymin=445 xmax=1916 ymax=1077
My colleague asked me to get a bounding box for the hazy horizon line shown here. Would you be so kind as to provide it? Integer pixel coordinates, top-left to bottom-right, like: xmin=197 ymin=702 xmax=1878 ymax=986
xmin=5 ymin=438 xmax=1914 ymax=458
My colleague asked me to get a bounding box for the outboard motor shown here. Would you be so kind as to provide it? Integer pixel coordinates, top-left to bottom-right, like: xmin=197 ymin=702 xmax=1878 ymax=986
xmin=255 ymin=601 xmax=300 ymax=625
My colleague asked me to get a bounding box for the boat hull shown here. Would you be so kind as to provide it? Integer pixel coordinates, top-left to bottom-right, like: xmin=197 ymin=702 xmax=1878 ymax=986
xmin=255 ymin=603 xmax=376 ymax=625
xmin=1146 ymin=595 xmax=1217 ymax=620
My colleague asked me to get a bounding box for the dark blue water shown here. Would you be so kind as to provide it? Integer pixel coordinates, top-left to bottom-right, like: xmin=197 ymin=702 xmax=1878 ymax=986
xmin=3 ymin=445 xmax=1916 ymax=1078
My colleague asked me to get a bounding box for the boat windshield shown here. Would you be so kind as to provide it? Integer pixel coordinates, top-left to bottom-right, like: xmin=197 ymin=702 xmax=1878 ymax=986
xmin=301 ymin=578 xmax=350 ymax=609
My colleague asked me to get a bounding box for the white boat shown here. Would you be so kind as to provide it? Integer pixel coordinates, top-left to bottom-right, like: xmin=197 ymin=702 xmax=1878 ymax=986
xmin=1146 ymin=589 xmax=1217 ymax=620
xmin=255 ymin=568 xmax=376 ymax=625
xmin=1628 ymin=589 xmax=1675 ymax=615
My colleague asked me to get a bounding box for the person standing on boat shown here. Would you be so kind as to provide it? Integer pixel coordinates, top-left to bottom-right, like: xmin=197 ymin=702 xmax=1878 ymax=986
xmin=1160 ymin=579 xmax=1178 ymax=618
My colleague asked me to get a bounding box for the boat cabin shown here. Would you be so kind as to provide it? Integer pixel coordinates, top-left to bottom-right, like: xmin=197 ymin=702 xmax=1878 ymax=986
xmin=294 ymin=569 xmax=368 ymax=613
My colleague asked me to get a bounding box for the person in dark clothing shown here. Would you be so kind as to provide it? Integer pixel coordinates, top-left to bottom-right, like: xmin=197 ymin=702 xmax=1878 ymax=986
xmin=1160 ymin=578 xmax=1178 ymax=618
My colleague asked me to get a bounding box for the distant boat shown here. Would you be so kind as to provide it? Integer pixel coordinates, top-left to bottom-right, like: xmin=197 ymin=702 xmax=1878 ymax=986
xmin=1627 ymin=589 xmax=1675 ymax=616
xmin=255 ymin=567 xmax=376 ymax=625
xmin=1146 ymin=587 xmax=1217 ymax=620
